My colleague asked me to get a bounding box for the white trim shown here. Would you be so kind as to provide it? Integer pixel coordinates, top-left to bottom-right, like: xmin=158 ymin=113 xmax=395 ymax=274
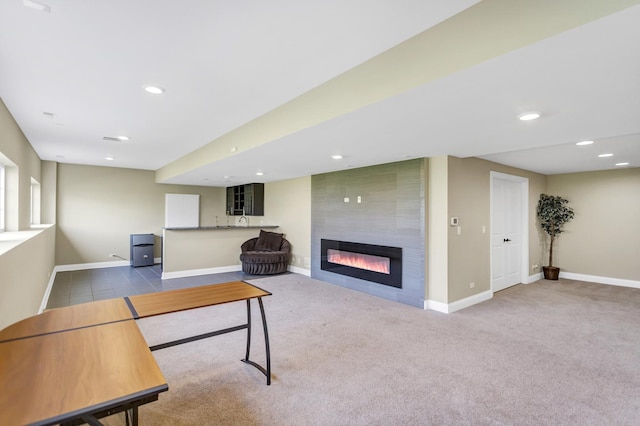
xmin=53 ymin=257 xmax=162 ymax=272
xmin=424 ymin=290 xmax=493 ymax=313
xmin=526 ymin=272 xmax=543 ymax=283
xmin=162 ymin=265 xmax=242 ymax=279
xmin=289 ymin=265 xmax=311 ymax=276
xmin=39 ymin=261 xmax=307 ymax=313
xmin=54 ymin=260 xmax=130 ymax=272
xmin=560 ymin=272 xmax=640 ymax=289
xmin=41 ymin=259 xmax=161 ymax=311
xmin=425 ymin=299 xmax=449 ymax=313
xmin=0 ymin=227 xmax=51 ymax=256
xmin=38 ymin=269 xmax=57 ymax=314
xmin=40 ymin=260 xmax=136 ymax=313
xmin=161 ymin=264 xmax=310 ymax=279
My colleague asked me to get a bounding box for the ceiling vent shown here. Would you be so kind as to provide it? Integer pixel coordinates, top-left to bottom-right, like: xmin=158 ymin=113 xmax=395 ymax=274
xmin=102 ymin=136 xmax=130 ymax=142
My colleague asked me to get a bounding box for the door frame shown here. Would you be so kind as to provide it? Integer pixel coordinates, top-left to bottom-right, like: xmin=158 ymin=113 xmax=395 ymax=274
xmin=489 ymin=171 xmax=529 ymax=292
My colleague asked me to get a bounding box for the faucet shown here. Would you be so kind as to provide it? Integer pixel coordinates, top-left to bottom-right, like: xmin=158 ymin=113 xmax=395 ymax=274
xmin=239 ymin=208 xmax=248 ymax=227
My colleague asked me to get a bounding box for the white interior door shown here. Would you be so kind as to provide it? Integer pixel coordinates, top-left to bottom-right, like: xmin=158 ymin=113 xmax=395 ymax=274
xmin=491 ymin=175 xmax=525 ymax=292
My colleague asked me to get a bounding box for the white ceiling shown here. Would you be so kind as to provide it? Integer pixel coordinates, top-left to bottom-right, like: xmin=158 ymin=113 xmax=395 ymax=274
xmin=1 ymin=0 xmax=639 ymax=187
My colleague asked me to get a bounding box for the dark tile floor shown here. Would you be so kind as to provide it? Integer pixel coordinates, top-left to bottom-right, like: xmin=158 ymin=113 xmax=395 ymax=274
xmin=46 ymin=264 xmax=265 ymax=309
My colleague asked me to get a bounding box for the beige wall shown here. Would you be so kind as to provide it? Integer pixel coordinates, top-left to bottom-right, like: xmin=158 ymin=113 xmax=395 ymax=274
xmin=0 ymin=99 xmax=56 ymax=329
xmin=162 ymin=176 xmax=311 ymax=275
xmin=56 ymin=165 xmax=313 ymax=272
xmin=0 ymin=226 xmax=55 ymax=329
xmin=163 ymin=228 xmax=271 ymax=273
xmin=3 ymin=93 xmax=637 ymax=322
xmin=41 ymin=161 xmax=57 ymax=224
xmin=446 ymin=157 xmax=546 ymax=303
xmin=263 ymin=176 xmax=311 ymax=270
xmin=0 ymin=99 xmax=44 ymax=231
xmin=427 ymin=156 xmax=448 ymax=304
xmin=56 ymin=164 xmax=226 ymax=265
xmin=547 ymin=168 xmax=640 ymax=281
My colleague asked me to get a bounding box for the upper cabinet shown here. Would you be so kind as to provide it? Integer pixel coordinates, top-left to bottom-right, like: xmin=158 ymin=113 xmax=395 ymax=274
xmin=226 ymin=183 xmax=264 ymax=216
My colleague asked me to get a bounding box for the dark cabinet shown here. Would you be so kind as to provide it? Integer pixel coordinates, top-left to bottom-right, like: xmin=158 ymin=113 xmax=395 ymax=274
xmin=130 ymin=234 xmax=154 ymax=267
xmin=227 ymin=186 xmax=244 ymax=215
xmin=226 ymin=183 xmax=264 ymax=216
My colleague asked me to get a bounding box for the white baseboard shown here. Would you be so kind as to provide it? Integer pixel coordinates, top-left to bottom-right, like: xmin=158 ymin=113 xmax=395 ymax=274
xmin=288 ymin=265 xmax=311 ymax=276
xmin=425 ymin=299 xmax=448 ymax=313
xmin=42 ymin=261 xmax=132 ymax=311
xmin=42 ymin=259 xmax=636 ymax=317
xmin=41 ymin=258 xmax=162 ymax=312
xmin=38 ymin=270 xmax=58 ymax=314
xmin=560 ymin=271 xmax=640 ymax=289
xmin=54 ymin=260 xmax=129 ymax=272
xmin=423 ymin=271 xmax=639 ymax=315
xmin=53 ymin=257 xmax=162 ymax=272
xmin=161 ymin=265 xmax=242 ymax=280
xmin=527 ymin=272 xmax=542 ymax=283
xmin=162 ymin=264 xmax=311 ymax=279
xmin=48 ymin=259 xmax=308 ymax=287
xmin=425 ymin=290 xmax=493 ymax=314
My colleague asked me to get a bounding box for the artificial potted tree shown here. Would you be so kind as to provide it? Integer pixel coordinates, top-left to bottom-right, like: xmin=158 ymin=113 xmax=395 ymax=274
xmin=536 ymin=193 xmax=575 ymax=280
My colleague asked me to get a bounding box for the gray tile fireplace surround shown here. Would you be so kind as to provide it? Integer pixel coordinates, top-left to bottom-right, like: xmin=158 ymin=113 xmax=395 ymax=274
xmin=311 ymin=159 xmax=425 ymax=307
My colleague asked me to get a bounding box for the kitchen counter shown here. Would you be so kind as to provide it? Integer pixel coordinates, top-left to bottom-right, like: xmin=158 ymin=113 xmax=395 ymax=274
xmin=164 ymin=225 xmax=278 ymax=231
xmin=161 ymin=225 xmax=281 ymax=278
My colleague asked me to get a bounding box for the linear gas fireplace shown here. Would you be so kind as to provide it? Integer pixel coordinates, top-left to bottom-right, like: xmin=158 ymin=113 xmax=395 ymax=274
xmin=320 ymin=239 xmax=402 ymax=288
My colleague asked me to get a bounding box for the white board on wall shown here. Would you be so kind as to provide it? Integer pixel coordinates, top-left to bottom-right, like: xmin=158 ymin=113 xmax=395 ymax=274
xmin=165 ymin=194 xmax=200 ymax=228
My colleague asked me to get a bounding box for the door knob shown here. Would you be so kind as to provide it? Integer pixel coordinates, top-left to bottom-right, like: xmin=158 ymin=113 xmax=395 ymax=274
xmin=503 ymin=238 xmax=511 ymax=242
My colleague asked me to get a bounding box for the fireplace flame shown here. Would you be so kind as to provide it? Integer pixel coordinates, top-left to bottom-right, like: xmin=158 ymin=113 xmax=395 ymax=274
xmin=327 ymin=249 xmax=390 ymax=274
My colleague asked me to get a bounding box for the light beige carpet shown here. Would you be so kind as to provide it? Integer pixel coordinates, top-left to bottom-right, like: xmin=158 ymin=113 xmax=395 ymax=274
xmin=105 ymin=274 xmax=640 ymax=425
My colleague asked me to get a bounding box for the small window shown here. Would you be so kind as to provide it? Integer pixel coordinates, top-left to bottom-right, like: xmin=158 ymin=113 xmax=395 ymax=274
xmin=0 ymin=163 xmax=5 ymax=232
xmin=0 ymin=152 xmax=17 ymax=232
xmin=31 ymin=177 xmax=41 ymax=225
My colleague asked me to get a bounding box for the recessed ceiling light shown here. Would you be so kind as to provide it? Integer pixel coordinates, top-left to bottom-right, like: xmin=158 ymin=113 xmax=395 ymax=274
xmin=517 ymin=112 xmax=541 ymax=121
xmin=256 ymin=171 xmax=264 ymax=176
xmin=598 ymin=153 xmax=614 ymax=158
xmin=331 ymin=154 xmax=343 ymax=160
xmin=23 ymin=0 xmax=50 ymax=13
xmin=143 ymin=85 xmax=165 ymax=94
xmin=615 ymin=162 xmax=629 ymax=166
xmin=103 ymin=136 xmax=130 ymax=142
xmin=105 ymin=156 xmax=114 ymax=161
xmin=576 ymin=140 xmax=594 ymax=146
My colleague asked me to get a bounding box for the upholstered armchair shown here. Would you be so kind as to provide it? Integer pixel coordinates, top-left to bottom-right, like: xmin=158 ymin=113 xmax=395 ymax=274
xmin=240 ymin=230 xmax=291 ymax=275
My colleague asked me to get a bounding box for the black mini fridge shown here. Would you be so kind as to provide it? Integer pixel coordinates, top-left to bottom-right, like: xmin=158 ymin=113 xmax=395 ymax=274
xmin=130 ymin=234 xmax=154 ymax=267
